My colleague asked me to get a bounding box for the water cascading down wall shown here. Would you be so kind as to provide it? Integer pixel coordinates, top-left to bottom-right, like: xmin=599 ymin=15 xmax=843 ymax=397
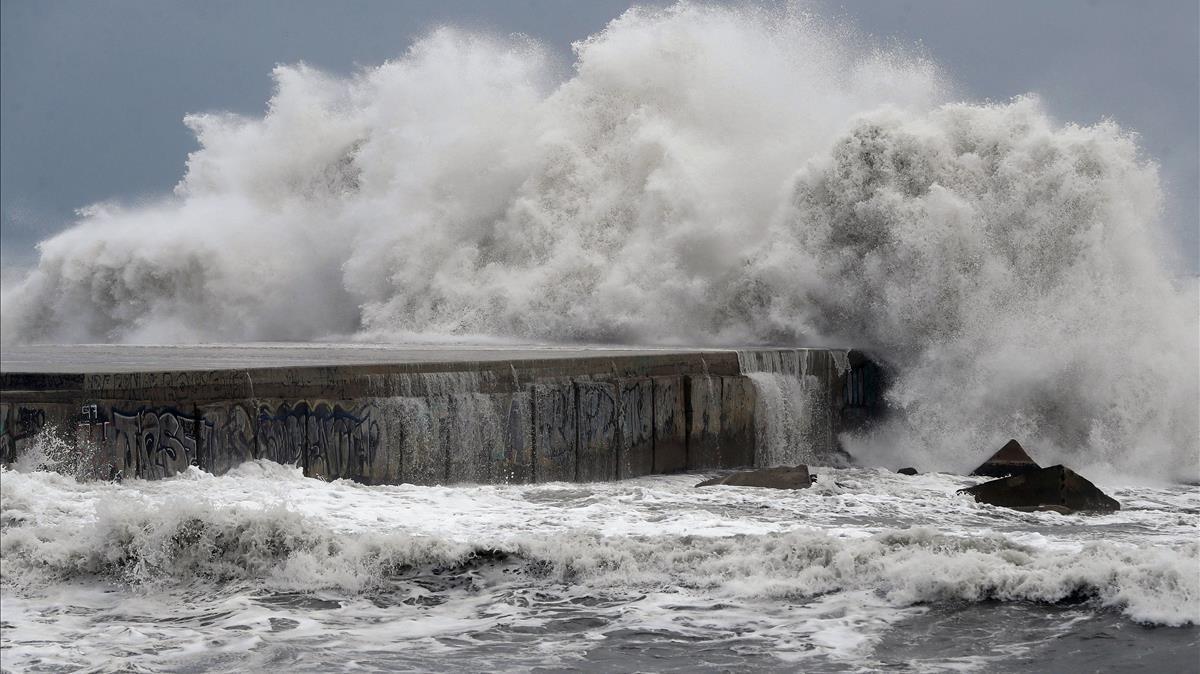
xmin=0 ymin=349 xmax=883 ymax=483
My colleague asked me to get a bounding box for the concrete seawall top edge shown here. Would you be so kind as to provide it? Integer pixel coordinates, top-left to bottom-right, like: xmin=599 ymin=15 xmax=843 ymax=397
xmin=0 ymin=344 xmax=850 ymax=402
xmin=0 ymin=343 xmax=806 ymax=373
xmin=1 ymin=344 xmax=852 ymax=374
xmin=2 ymin=344 xmax=698 ymax=373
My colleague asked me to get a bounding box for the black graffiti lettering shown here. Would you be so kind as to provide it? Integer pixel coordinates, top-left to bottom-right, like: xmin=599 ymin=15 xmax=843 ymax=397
xmin=12 ymin=407 xmax=46 ymax=440
xmin=106 ymin=408 xmax=211 ymax=479
xmin=304 ymin=403 xmax=379 ymax=480
xmin=1 ymin=405 xmax=50 ymax=463
xmin=256 ymin=403 xmax=309 ymax=467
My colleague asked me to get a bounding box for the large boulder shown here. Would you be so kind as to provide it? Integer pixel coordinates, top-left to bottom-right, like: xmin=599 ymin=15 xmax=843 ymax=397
xmin=971 ymin=439 xmax=1041 ymax=477
xmin=958 ymin=465 xmax=1120 ymax=513
xmin=696 ymin=465 xmax=813 ymax=489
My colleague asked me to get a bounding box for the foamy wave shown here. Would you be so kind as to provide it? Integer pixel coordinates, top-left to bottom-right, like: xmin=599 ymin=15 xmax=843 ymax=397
xmin=0 ymin=3 xmax=1195 ymax=479
xmin=3 ymin=483 xmax=1194 ymax=626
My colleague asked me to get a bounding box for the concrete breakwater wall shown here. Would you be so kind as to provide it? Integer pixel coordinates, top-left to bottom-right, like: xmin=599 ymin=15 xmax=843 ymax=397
xmin=0 ymin=348 xmax=883 ymax=484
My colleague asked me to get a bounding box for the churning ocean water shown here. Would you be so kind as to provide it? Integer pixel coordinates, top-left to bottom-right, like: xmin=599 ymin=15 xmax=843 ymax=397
xmin=2 ymin=460 xmax=1197 ymax=672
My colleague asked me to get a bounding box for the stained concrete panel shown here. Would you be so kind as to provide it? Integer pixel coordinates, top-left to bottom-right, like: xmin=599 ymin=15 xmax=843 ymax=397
xmin=446 ymin=392 xmax=534 ymax=484
xmin=534 ymin=383 xmax=576 ymax=482
xmin=617 ymin=379 xmax=654 ymax=479
xmin=719 ymin=377 xmax=756 ymax=468
xmin=687 ymin=375 xmax=722 ymax=470
xmin=400 ymin=396 xmax=450 ymax=485
xmin=446 ymin=393 xmax=497 ymax=484
xmin=364 ymin=397 xmax=404 ymax=485
xmin=653 ymin=376 xmax=686 ymax=474
xmin=499 ymin=392 xmax=533 ymax=484
xmin=576 ymin=382 xmax=617 ymax=482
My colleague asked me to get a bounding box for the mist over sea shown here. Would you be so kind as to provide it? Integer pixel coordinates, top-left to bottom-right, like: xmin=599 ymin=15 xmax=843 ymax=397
xmin=1 ymin=3 xmax=1197 ymax=671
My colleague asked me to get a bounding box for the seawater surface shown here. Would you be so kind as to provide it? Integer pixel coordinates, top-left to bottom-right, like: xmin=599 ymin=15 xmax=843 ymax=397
xmin=2 ymin=462 xmax=1196 ymax=672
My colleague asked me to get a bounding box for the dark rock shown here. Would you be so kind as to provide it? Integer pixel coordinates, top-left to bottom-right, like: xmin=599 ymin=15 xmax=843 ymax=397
xmin=696 ymin=465 xmax=812 ymax=490
xmin=958 ymin=465 xmax=1120 ymax=513
xmin=971 ymin=439 xmax=1041 ymax=477
xmin=897 ymin=467 xmax=919 ymax=476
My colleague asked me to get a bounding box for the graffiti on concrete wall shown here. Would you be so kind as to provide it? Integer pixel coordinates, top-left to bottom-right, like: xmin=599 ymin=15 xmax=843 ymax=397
xmin=84 ymin=371 xmax=249 ymax=400
xmin=107 ymin=407 xmax=212 ymax=479
xmin=82 ymin=400 xmax=381 ymax=481
xmin=617 ymin=379 xmax=654 ymax=479
xmin=1 ymin=404 xmax=48 ymax=463
xmin=301 ymin=402 xmax=382 ymax=481
xmin=202 ymin=403 xmax=256 ymax=475
xmin=576 ymin=382 xmax=617 ymax=481
xmin=256 ymin=402 xmax=309 ymax=468
xmin=4 ymin=361 xmax=841 ymax=484
xmin=533 ymin=384 xmax=577 ymax=482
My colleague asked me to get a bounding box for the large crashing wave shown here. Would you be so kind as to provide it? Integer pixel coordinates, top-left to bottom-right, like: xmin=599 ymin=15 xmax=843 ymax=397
xmin=1 ymin=4 xmax=1195 ymax=478
xmin=2 ymin=466 xmax=1197 ymax=626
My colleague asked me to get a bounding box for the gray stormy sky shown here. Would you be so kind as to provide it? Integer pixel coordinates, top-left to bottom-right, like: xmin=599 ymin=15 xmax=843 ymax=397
xmin=2 ymin=0 xmax=1197 ymax=273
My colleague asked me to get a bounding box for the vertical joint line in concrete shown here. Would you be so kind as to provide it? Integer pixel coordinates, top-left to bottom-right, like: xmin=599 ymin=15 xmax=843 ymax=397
xmin=573 ymin=380 xmax=580 ymax=483
xmin=683 ymin=376 xmax=693 ymax=471
xmin=530 ymin=384 xmax=538 ymax=484
xmin=302 ymin=403 xmax=311 ymax=478
xmin=650 ymin=378 xmax=658 ymax=475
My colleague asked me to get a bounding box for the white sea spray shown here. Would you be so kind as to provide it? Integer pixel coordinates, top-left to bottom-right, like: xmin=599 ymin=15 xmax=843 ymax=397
xmin=1 ymin=3 xmax=1195 ymax=479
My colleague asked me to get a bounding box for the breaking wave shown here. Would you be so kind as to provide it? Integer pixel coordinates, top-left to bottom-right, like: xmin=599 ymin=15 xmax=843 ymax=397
xmin=2 ymin=475 xmax=1194 ymax=627
xmin=1 ymin=3 xmax=1195 ymax=478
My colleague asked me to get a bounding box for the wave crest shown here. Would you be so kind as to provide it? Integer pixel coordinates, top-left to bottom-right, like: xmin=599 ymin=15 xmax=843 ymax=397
xmin=2 ymin=487 xmax=1195 ymax=626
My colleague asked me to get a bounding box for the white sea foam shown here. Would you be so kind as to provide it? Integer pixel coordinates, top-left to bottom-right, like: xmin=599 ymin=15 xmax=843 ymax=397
xmin=3 ymin=465 xmax=1196 ymax=627
xmin=3 ymin=464 xmax=1198 ymax=670
xmin=1 ymin=5 xmax=1195 ymax=476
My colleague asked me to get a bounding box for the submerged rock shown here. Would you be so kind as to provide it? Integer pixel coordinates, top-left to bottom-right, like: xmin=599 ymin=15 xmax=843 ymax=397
xmin=897 ymin=467 xmax=919 ymax=476
xmin=971 ymin=439 xmax=1041 ymax=477
xmin=958 ymin=465 xmax=1120 ymax=513
xmin=696 ymin=465 xmax=813 ymax=489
